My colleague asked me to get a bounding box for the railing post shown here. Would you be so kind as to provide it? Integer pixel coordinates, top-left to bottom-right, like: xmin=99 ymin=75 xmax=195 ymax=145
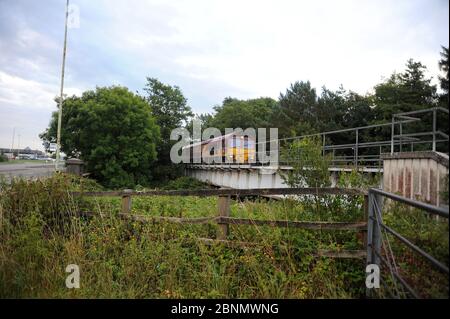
xmin=121 ymin=189 xmax=133 ymax=214
xmin=432 ymin=108 xmax=436 ymax=152
xmin=217 ymin=195 xmax=230 ymax=240
xmin=399 ymin=123 xmax=403 ymax=153
xmin=391 ymin=117 xmax=395 ymax=154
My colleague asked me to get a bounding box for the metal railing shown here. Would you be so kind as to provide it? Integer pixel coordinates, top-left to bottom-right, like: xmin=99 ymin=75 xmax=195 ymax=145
xmin=366 ymin=188 xmax=449 ymax=298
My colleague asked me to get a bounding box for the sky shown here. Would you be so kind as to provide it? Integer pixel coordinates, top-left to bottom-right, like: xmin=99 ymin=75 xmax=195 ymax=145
xmin=0 ymin=0 xmax=448 ymax=151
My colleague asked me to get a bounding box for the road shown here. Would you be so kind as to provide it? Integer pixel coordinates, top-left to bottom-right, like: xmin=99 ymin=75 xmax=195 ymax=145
xmin=0 ymin=162 xmax=58 ymax=181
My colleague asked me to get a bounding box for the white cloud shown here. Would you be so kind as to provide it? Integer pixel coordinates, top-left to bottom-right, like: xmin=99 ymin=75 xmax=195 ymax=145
xmin=0 ymin=71 xmax=83 ymax=110
xmin=0 ymin=71 xmax=83 ymax=150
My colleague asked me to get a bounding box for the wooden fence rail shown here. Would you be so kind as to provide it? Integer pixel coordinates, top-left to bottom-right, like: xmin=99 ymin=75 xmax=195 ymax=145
xmin=71 ymin=187 xmax=366 ymax=198
xmin=72 ymin=187 xmax=368 ymax=259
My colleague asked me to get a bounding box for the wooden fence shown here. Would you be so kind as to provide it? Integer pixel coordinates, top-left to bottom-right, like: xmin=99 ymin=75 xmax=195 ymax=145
xmin=72 ymin=187 xmax=368 ymax=259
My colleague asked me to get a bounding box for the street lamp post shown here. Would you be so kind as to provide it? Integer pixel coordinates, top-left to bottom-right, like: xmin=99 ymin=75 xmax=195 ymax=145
xmin=55 ymin=0 xmax=69 ymax=171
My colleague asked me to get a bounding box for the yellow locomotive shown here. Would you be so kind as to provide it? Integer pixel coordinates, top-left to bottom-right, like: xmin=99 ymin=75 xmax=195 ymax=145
xmin=184 ymin=133 xmax=256 ymax=164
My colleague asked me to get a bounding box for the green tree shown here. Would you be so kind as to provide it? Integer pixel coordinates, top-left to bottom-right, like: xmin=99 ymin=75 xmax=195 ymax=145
xmin=209 ymin=97 xmax=277 ymax=132
xmin=143 ymin=78 xmax=193 ymax=180
xmin=316 ymin=86 xmax=348 ymax=133
xmin=373 ymin=59 xmax=437 ymax=122
xmin=438 ymin=46 xmax=449 ymax=107
xmin=273 ymin=81 xmax=318 ymax=138
xmin=372 ymin=59 xmax=438 ymax=144
xmin=40 ymin=86 xmax=160 ymax=188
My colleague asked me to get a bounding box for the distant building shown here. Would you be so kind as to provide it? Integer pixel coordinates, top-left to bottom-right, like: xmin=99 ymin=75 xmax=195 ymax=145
xmin=3 ymin=153 xmax=14 ymax=160
xmin=0 ymin=147 xmax=44 ymax=160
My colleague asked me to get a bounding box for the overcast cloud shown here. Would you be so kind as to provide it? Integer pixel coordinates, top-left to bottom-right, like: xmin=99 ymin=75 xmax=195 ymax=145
xmin=0 ymin=0 xmax=448 ymax=150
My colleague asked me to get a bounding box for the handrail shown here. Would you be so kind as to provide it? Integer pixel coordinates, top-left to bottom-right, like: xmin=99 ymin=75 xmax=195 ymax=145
xmin=369 ymin=188 xmax=449 ymax=218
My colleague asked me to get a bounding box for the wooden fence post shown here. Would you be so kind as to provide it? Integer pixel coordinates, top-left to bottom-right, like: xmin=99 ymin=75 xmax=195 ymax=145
xmin=121 ymin=189 xmax=133 ymax=214
xmin=217 ymin=195 xmax=230 ymax=240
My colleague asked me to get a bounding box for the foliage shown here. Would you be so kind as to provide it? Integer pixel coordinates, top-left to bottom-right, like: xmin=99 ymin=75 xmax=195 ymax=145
xmin=0 ymin=175 xmax=367 ymax=298
xmin=40 ymin=86 xmax=160 ymax=189
xmin=0 ymin=154 xmax=8 ymax=162
xmin=280 ymin=137 xmax=332 ymax=188
xmin=438 ymin=46 xmax=449 ymax=98
xmin=374 ymin=59 xmax=437 ymax=118
xmin=336 ymin=169 xmax=381 ymax=190
xmin=207 ymin=97 xmax=277 ymax=132
xmin=372 ymin=59 xmax=439 ymax=143
xmin=1 ymin=175 xmax=447 ymax=298
xmin=381 ymin=202 xmax=449 ymax=298
xmin=161 ymin=176 xmax=209 ymax=190
xmin=273 ymin=81 xmax=318 ymax=137
xmin=143 ymin=78 xmax=193 ymax=181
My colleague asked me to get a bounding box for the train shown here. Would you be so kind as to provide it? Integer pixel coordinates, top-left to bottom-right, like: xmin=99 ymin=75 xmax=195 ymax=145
xmin=182 ymin=132 xmax=256 ymax=164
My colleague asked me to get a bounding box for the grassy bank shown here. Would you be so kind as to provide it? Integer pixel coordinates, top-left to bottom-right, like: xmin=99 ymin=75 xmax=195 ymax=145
xmin=0 ymin=175 xmax=447 ymax=298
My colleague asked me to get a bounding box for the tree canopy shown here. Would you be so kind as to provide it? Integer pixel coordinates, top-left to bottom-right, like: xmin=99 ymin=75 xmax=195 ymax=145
xmin=207 ymin=97 xmax=277 ymax=131
xmin=40 ymin=86 xmax=160 ymax=188
xmin=438 ymin=46 xmax=449 ymax=107
xmin=142 ymin=77 xmax=193 ymax=180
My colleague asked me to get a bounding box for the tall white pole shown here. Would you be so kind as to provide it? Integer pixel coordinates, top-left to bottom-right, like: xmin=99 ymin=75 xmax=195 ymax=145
xmin=11 ymin=127 xmax=15 ymax=155
xmin=56 ymin=0 xmax=69 ymax=171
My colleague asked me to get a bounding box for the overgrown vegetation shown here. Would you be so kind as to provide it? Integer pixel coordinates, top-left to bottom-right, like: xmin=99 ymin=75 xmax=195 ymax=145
xmin=0 ymin=175 xmax=367 ymax=298
xmin=380 ymin=203 xmax=449 ymax=298
xmin=0 ymin=174 xmax=447 ymax=298
xmin=280 ymin=137 xmax=332 ymax=188
xmin=161 ymin=176 xmax=210 ymax=190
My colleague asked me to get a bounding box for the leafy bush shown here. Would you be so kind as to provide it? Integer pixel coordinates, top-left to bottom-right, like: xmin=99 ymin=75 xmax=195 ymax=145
xmin=280 ymin=136 xmax=332 ymax=188
xmin=0 ymin=154 xmax=8 ymax=162
xmin=40 ymin=86 xmax=160 ymax=189
xmin=162 ymin=177 xmax=209 ymax=190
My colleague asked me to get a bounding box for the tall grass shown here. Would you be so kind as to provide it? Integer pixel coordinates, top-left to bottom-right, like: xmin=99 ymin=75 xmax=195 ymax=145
xmin=0 ymin=175 xmax=369 ymax=298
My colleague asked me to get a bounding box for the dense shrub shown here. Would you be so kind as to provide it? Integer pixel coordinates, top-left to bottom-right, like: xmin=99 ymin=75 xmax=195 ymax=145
xmin=40 ymin=86 xmax=160 ymax=189
xmin=162 ymin=176 xmax=209 ymax=190
xmin=0 ymin=175 xmax=446 ymax=298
